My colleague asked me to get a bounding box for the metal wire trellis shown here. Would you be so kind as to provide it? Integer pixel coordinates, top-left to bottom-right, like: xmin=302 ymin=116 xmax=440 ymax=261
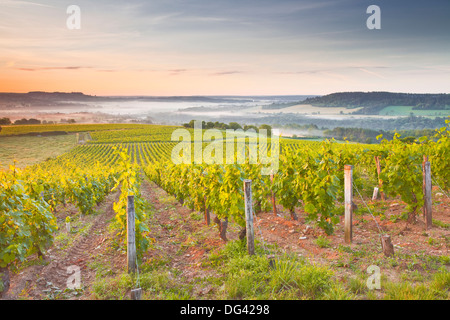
xmin=352 ymin=181 xmax=384 ymax=237
xmin=431 ymin=174 xmax=450 ymax=200
xmin=251 ymin=208 xmax=272 ymax=257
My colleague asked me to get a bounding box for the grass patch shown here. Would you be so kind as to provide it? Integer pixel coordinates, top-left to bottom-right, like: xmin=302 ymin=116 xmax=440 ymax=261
xmin=379 ymin=106 xmax=450 ymax=117
xmin=91 ymin=273 xmax=133 ymax=300
xmin=181 ymin=235 xmax=199 ymax=249
xmin=141 ymin=256 xmax=171 ymax=272
xmin=189 ymin=212 xmax=202 ymax=221
xmin=211 ymin=239 xmax=351 ymax=300
xmin=91 ymin=267 xmax=193 ymax=300
xmin=433 ymin=219 xmax=450 ymax=229
xmin=383 ymin=276 xmax=449 ymax=300
xmin=347 ymin=276 xmax=368 ymax=295
xmin=88 ymin=255 xmax=116 ymax=279
xmin=428 ymin=237 xmax=438 ymax=246
xmin=0 ymin=134 xmax=77 ymax=169
xmin=140 ymin=269 xmax=193 ymax=299
xmin=314 ymin=236 xmax=332 ymax=248
xmin=53 ymin=232 xmax=72 ymax=251
xmin=400 ymin=270 xmax=424 ymax=282
xmin=159 ymin=195 xmax=177 ymax=206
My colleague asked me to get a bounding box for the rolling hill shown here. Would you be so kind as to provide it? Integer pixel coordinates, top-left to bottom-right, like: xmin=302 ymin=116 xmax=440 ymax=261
xmin=297 ymin=92 xmax=450 ymax=115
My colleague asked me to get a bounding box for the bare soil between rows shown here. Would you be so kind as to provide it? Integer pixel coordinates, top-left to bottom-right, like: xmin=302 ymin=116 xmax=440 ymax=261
xmin=2 ymin=180 xmax=449 ymax=300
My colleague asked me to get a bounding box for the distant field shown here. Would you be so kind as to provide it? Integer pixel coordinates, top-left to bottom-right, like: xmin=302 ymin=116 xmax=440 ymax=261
xmin=0 ymin=123 xmax=181 ymax=168
xmin=379 ymin=106 xmax=450 ymax=117
xmin=0 ymin=123 xmax=155 ymax=136
xmin=298 ymin=137 xmax=342 ymax=142
xmin=90 ymin=125 xmax=183 ymax=143
xmin=0 ymin=123 xmax=337 ymax=169
xmin=252 ymin=104 xmax=450 ymax=118
xmin=0 ymin=134 xmax=77 ymax=169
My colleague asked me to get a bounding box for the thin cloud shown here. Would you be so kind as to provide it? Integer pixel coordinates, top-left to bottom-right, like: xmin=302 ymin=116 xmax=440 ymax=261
xmin=148 ymin=12 xmax=182 ymax=26
xmin=16 ymin=66 xmax=92 ymax=71
xmin=349 ymin=65 xmax=391 ymax=70
xmin=16 ymin=68 xmax=37 ymax=71
xmin=180 ymin=16 xmax=233 ymax=24
xmin=210 ymin=71 xmax=243 ymax=76
xmin=276 ymin=65 xmax=392 ymax=76
xmin=276 ymin=70 xmax=325 ymax=75
xmin=358 ymin=68 xmax=387 ymax=79
xmin=168 ymin=69 xmax=187 ymax=75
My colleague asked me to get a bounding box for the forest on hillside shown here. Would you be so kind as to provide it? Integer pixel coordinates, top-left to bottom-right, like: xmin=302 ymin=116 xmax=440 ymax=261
xmin=299 ymin=92 xmax=450 ymax=114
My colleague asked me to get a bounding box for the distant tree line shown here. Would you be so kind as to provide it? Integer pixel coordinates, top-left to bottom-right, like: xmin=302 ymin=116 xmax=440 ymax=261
xmin=261 ymin=102 xmax=298 ymax=110
xmin=182 ymin=120 xmax=272 ymax=134
xmin=0 ymin=117 xmax=11 ymax=125
xmin=323 ymin=127 xmax=390 ymax=144
xmin=300 ymin=92 xmax=450 ymax=115
xmin=324 ymin=126 xmax=438 ymax=144
xmin=251 ymin=114 xmax=448 ymax=132
xmin=281 ymin=123 xmax=320 ymax=131
xmin=13 ymin=118 xmax=42 ymax=125
xmin=0 ymin=117 xmax=74 ymax=126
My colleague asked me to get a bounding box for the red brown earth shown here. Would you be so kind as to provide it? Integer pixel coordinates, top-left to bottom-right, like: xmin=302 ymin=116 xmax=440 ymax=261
xmin=1 ymin=181 xmax=449 ymax=300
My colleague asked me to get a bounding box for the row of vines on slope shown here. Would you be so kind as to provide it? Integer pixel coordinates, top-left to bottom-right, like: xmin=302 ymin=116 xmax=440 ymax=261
xmin=375 ymin=119 xmax=450 ymax=223
xmin=144 ymin=140 xmax=368 ymax=238
xmin=111 ymin=149 xmax=152 ymax=259
xmin=144 ymin=121 xmax=449 ymax=240
xmin=0 ymin=161 xmax=119 ymax=270
xmin=1 ymin=121 xmax=448 ymax=277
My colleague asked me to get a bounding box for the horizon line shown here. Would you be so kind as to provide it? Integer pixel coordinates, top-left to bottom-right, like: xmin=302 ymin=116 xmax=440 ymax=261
xmin=1 ymin=91 xmax=450 ymax=97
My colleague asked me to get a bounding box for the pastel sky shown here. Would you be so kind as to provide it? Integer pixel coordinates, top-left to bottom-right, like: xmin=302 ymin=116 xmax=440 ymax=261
xmin=1 ymin=0 xmax=449 ymax=95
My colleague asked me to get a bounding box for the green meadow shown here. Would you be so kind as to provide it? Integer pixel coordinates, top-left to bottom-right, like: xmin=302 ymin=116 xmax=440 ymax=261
xmin=0 ymin=134 xmax=77 ymax=169
xmin=379 ymin=106 xmax=450 ymax=117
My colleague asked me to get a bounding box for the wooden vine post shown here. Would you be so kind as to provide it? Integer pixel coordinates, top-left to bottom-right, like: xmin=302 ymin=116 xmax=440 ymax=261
xmin=204 ymin=195 xmax=210 ymax=226
xmin=374 ymin=156 xmax=386 ymax=200
xmin=202 ymin=172 xmax=211 ymax=225
xmin=37 ymin=192 xmax=46 ymax=258
xmin=422 ymin=158 xmax=432 ymax=230
xmin=372 ymin=187 xmax=379 ymax=201
xmin=127 ymin=195 xmax=137 ymax=274
xmin=381 ymin=234 xmax=394 ymax=257
xmin=422 ymin=155 xmax=428 ymax=218
xmin=131 ymin=287 xmax=142 ymax=300
xmin=127 ymin=195 xmax=142 ymax=300
xmin=0 ymin=267 xmax=10 ymax=298
xmin=244 ymin=179 xmax=255 ymax=255
xmin=344 ymin=165 xmax=353 ymax=244
xmin=270 ymin=173 xmax=277 ymax=215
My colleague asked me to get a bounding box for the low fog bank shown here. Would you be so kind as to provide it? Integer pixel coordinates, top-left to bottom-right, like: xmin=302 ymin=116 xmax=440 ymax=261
xmin=274 ymin=128 xmax=325 ymax=138
xmin=1 ymin=96 xmax=447 ymax=134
